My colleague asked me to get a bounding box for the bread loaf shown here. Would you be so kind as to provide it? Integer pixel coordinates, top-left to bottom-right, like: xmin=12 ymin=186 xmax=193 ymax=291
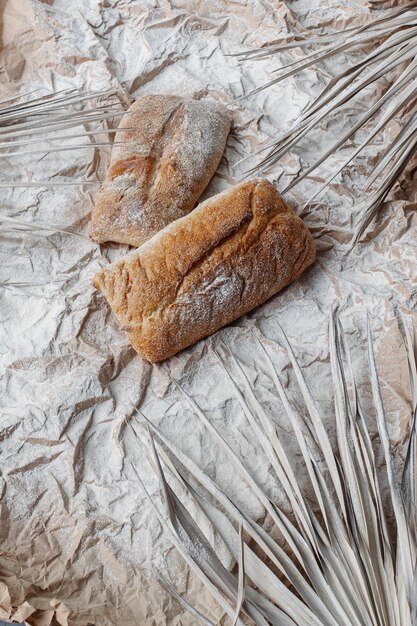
xmin=89 ymin=95 xmax=231 ymax=247
xmin=93 ymin=179 xmax=316 ymax=362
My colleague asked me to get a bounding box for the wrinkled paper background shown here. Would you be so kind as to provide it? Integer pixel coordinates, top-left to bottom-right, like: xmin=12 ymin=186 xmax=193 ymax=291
xmin=0 ymin=0 xmax=416 ymax=624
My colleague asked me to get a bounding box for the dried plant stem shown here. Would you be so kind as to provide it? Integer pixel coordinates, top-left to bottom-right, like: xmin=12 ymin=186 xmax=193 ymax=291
xmin=237 ymin=5 xmax=417 ymax=245
xmin=0 ymin=87 xmax=128 ymax=187
xmin=134 ymin=315 xmax=417 ymax=625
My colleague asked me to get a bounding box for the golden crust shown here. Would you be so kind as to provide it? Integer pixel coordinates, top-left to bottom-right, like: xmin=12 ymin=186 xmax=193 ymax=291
xmin=89 ymin=94 xmax=231 ymax=247
xmin=93 ymin=179 xmax=316 ymax=362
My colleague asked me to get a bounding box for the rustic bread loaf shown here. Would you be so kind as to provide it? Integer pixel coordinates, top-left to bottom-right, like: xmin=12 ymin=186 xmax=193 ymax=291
xmin=93 ymin=179 xmax=316 ymax=362
xmin=89 ymin=94 xmax=231 ymax=247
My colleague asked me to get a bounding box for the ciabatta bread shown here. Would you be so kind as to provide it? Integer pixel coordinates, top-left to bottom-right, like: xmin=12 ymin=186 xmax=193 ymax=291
xmin=89 ymin=95 xmax=231 ymax=247
xmin=93 ymin=179 xmax=316 ymax=362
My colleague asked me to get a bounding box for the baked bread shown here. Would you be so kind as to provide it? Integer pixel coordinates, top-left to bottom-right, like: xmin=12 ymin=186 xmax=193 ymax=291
xmin=89 ymin=94 xmax=231 ymax=247
xmin=93 ymin=179 xmax=316 ymax=362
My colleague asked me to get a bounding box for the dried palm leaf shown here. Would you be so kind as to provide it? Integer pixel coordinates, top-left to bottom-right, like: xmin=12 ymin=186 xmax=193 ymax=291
xmin=236 ymin=4 xmax=417 ymax=244
xmin=134 ymin=315 xmax=417 ymax=625
xmin=0 ymin=87 xmax=128 ymax=187
xmin=0 ymin=216 xmax=89 ymax=239
xmin=0 ymin=88 xmax=129 ymax=252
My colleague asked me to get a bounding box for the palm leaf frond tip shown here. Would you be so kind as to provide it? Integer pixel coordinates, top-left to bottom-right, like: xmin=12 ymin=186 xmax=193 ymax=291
xmin=0 ymin=87 xmax=129 ymax=187
xmin=237 ymin=5 xmax=417 ymax=245
xmin=135 ymin=315 xmax=417 ymax=625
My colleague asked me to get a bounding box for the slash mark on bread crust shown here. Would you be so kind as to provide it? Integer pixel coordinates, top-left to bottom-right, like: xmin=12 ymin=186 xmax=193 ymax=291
xmin=108 ymin=155 xmax=154 ymax=179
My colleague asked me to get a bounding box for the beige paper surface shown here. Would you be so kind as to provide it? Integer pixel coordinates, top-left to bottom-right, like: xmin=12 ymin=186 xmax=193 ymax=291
xmin=0 ymin=0 xmax=415 ymax=624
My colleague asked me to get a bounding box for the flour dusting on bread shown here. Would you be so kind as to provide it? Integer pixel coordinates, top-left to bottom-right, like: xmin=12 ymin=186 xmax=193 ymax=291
xmin=89 ymin=95 xmax=231 ymax=247
xmin=94 ymin=179 xmax=316 ymax=362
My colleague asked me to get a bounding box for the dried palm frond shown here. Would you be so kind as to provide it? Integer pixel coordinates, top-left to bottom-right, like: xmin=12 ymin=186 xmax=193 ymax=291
xmin=133 ymin=315 xmax=417 ymax=625
xmin=0 ymin=216 xmax=89 ymax=238
xmin=0 ymin=87 xmax=129 ymax=250
xmin=0 ymin=87 xmax=128 ymax=187
xmin=236 ymin=4 xmax=417 ymax=244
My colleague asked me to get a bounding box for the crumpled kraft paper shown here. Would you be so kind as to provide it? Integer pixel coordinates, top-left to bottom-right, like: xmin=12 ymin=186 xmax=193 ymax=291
xmin=0 ymin=0 xmax=416 ymax=624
